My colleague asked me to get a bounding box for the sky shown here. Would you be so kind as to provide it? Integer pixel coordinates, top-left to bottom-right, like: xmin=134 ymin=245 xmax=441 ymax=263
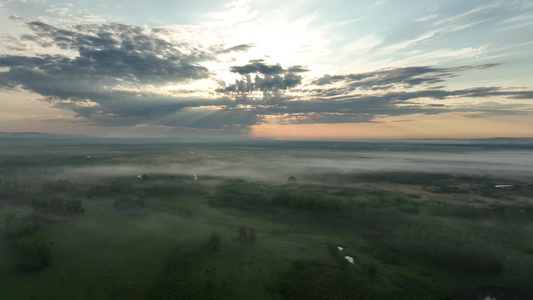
xmin=0 ymin=0 xmax=532 ymax=139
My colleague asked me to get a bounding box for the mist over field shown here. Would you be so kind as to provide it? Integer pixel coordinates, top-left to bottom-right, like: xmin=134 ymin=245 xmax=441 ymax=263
xmin=2 ymin=0 xmax=533 ymax=298
xmin=2 ymin=135 xmax=533 ymax=300
xmin=53 ymin=141 xmax=533 ymax=184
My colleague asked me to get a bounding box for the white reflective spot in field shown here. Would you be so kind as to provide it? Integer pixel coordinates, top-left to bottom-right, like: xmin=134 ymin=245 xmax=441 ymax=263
xmin=345 ymin=256 xmax=354 ymax=264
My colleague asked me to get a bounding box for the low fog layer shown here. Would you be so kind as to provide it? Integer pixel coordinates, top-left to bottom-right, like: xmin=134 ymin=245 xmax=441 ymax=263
xmin=56 ymin=146 xmax=533 ymax=183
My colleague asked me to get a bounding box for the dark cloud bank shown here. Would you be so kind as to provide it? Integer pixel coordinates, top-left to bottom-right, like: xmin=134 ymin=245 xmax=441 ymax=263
xmin=1 ymin=20 xmax=532 ymax=133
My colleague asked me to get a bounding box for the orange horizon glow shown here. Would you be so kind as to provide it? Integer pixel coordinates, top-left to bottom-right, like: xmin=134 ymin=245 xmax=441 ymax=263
xmin=249 ymin=114 xmax=533 ymax=140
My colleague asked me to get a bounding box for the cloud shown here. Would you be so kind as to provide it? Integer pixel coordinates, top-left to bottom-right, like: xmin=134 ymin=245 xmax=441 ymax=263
xmin=230 ymin=61 xmax=285 ymax=75
xmin=217 ymin=75 xmax=303 ymax=104
xmin=2 ymin=21 xmax=211 ymax=85
xmin=1 ymin=20 xmax=532 ymax=133
xmin=9 ymin=15 xmax=22 ymax=22
xmin=499 ymin=13 xmax=533 ymax=30
xmin=221 ymin=43 xmax=255 ymax=53
xmin=287 ymin=65 xmax=310 ymax=73
xmin=0 ymin=21 xmax=235 ymax=130
xmin=376 ymin=3 xmax=502 ymax=58
xmin=229 ymin=61 xmax=310 ymax=76
xmin=216 ymin=60 xmax=308 ymax=102
xmin=378 ymin=30 xmax=438 ymax=55
xmin=415 ymin=14 xmax=438 ymax=23
xmin=312 ymin=64 xmax=501 ymax=90
xmin=46 ymin=3 xmax=73 ymax=16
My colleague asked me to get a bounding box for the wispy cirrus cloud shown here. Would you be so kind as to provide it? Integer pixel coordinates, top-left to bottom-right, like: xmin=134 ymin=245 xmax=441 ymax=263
xmin=378 ymin=3 xmax=500 ymax=57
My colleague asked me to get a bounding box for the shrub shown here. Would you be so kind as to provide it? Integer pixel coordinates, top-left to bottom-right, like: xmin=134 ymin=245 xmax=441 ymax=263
xmin=49 ymin=197 xmax=65 ymax=214
xmin=65 ymin=198 xmax=84 ymax=214
xmin=206 ymin=233 xmax=221 ymax=252
xmin=237 ymin=226 xmax=248 ymax=243
xmin=15 ymin=234 xmax=51 ymax=271
xmin=395 ymin=222 xmax=509 ymax=272
xmin=31 ymin=199 xmax=49 ymax=212
xmin=249 ymin=227 xmax=257 ymax=243
xmin=31 ymin=197 xmax=84 ymax=215
xmin=366 ymin=263 xmax=379 ymax=277
xmin=4 ymin=214 xmax=39 ymax=240
xmin=503 ymin=251 xmax=533 ymax=288
xmin=278 ymin=280 xmax=295 ymax=298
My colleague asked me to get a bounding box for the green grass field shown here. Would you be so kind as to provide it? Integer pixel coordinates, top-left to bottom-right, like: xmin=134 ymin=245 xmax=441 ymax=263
xmin=2 ymin=154 xmax=533 ymax=299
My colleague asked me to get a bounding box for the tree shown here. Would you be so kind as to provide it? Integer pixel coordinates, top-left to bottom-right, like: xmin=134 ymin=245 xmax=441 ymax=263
xmin=278 ymin=280 xmax=295 ymax=298
xmin=49 ymin=197 xmax=64 ymax=214
xmin=238 ymin=226 xmax=248 ymax=243
xmin=207 ymin=233 xmax=221 ymax=252
xmin=4 ymin=214 xmax=39 ymax=240
xmin=31 ymin=199 xmax=49 ymax=212
xmin=65 ymin=198 xmax=84 ymax=214
xmin=503 ymin=251 xmax=533 ymax=288
xmin=15 ymin=234 xmax=51 ymax=271
xmin=249 ymin=227 xmax=257 ymax=243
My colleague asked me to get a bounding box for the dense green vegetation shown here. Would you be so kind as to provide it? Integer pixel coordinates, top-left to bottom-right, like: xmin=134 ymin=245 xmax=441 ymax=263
xmin=3 ymin=173 xmax=532 ymax=299
xmin=4 ymin=214 xmax=50 ymax=271
xmin=32 ymin=197 xmax=85 ymax=214
xmin=2 ymin=140 xmax=533 ymax=299
xmin=316 ymin=171 xmax=533 ymax=199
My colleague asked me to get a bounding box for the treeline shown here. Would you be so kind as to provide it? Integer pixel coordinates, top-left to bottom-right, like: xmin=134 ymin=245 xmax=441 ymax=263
xmin=272 ymin=189 xmax=349 ymax=213
xmin=41 ymin=179 xmax=76 ymax=192
xmin=0 ymin=179 xmax=30 ymax=191
xmin=32 ymin=197 xmax=85 ymax=215
xmin=215 ymin=179 xmax=424 ymax=216
xmin=215 ymin=179 xmax=356 ymax=213
xmin=394 ymin=221 xmax=533 ymax=286
xmin=86 ymin=181 xmax=132 ymax=197
xmin=0 ymin=179 xmax=30 ymax=197
xmin=214 ymin=180 xmax=533 ymax=227
xmin=86 ymin=176 xmax=203 ymax=198
xmin=213 ymin=179 xmax=494 ymax=220
xmin=214 ymin=179 xmax=273 ymax=210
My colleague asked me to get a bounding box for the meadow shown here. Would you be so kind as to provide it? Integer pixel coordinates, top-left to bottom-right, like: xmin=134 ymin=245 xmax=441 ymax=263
xmin=1 ymin=135 xmax=533 ymax=299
